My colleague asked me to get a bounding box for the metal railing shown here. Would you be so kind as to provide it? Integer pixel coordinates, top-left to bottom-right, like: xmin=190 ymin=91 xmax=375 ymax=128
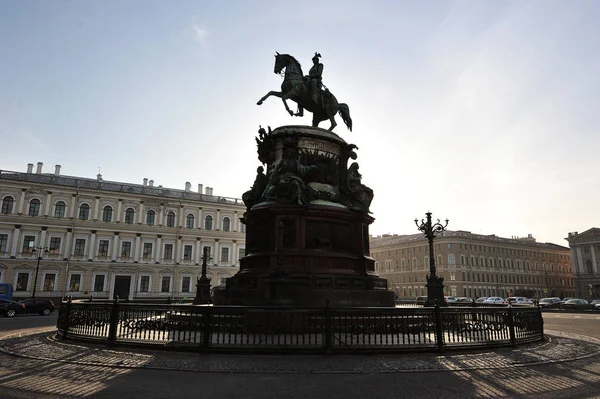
xmin=56 ymin=298 xmax=544 ymax=354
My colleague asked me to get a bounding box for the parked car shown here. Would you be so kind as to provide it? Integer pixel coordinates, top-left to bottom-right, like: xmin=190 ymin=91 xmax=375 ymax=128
xmin=505 ymin=297 xmax=534 ymax=306
xmin=456 ymin=297 xmax=474 ymax=304
xmin=561 ymin=297 xmax=574 ymax=303
xmin=475 ymin=297 xmax=489 ymax=303
xmin=18 ymin=299 xmax=55 ymax=315
xmin=590 ymin=300 xmax=600 ymax=306
xmin=538 ymin=297 xmax=562 ymax=309
xmin=0 ymin=299 xmax=26 ymax=317
xmin=444 ymin=296 xmax=458 ymax=303
xmin=483 ymin=297 xmax=505 ymax=304
xmin=562 ymin=298 xmax=596 ymax=311
xmin=415 ymin=296 xmax=428 ymax=305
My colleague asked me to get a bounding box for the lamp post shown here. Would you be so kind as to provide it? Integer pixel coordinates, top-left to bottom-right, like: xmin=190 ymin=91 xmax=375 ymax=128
xmin=31 ymin=246 xmax=49 ymax=298
xmin=415 ymin=211 xmax=449 ymax=306
xmin=193 ymin=247 xmax=213 ymax=304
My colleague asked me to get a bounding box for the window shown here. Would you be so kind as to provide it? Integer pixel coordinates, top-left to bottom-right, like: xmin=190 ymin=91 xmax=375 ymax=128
xmin=68 ymin=274 xmax=82 ymax=291
xmin=125 ymin=208 xmax=135 ymax=224
xmin=146 ymin=210 xmax=155 ymax=226
xmin=166 ymin=212 xmax=176 ymax=227
xmin=28 ymin=199 xmax=41 ymax=216
xmin=143 ymin=243 xmax=153 ymax=259
xmin=183 ymin=245 xmax=193 ymax=260
xmin=1 ymin=196 xmax=14 ymax=214
xmin=450 ymin=272 xmax=456 ymax=281
xmin=222 ymin=217 xmax=231 ymax=231
xmin=0 ymin=234 xmax=8 ymax=252
xmin=204 ymin=215 xmax=213 ymax=230
xmin=161 ymin=276 xmax=171 ymax=292
xmin=163 ymin=244 xmax=173 ymax=260
xmin=182 ymin=276 xmax=191 ymax=293
xmin=448 ymin=255 xmax=455 ymax=265
xmin=93 ymin=275 xmax=105 ymax=292
xmin=49 ymin=237 xmax=61 ymax=254
xmin=79 ymin=203 xmax=90 ymax=220
xmin=139 ymin=275 xmax=150 ymax=292
xmin=240 ymin=223 xmax=245 ymax=233
xmin=22 ymin=235 xmax=35 ymax=253
xmin=74 ymin=239 xmax=86 ymax=256
xmin=102 ymin=206 xmax=113 ymax=222
xmin=98 ymin=240 xmax=109 ymax=256
xmin=238 ymin=248 xmax=245 ymax=260
xmin=121 ymin=242 xmax=132 ymax=258
xmin=16 ymin=272 xmax=29 ymax=291
xmin=54 ymin=201 xmax=66 ymax=218
xmin=186 ymin=214 xmax=195 ymax=229
xmin=43 ymin=273 xmax=56 ymax=291
xmin=221 ymin=247 xmax=229 ymax=263
xmin=203 ymin=246 xmax=212 ymax=261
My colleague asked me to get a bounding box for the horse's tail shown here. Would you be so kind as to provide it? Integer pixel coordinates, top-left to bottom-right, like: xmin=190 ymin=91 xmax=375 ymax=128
xmin=338 ymin=103 xmax=352 ymax=131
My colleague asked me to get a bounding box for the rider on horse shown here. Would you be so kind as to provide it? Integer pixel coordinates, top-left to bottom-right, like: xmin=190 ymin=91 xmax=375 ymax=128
xmin=306 ymin=52 xmax=324 ymax=107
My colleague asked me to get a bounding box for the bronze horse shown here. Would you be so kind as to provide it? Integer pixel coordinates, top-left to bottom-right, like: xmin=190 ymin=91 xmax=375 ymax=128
xmin=257 ymin=53 xmax=352 ymax=131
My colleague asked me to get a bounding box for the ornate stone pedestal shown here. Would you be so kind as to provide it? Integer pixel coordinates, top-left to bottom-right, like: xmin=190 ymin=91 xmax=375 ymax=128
xmin=213 ymin=125 xmax=394 ymax=308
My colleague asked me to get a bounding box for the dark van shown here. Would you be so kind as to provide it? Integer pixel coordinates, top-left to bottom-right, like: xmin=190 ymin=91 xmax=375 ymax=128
xmin=0 ymin=283 xmax=13 ymax=300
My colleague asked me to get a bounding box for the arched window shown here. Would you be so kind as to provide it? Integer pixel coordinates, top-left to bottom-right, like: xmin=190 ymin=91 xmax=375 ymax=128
xmin=54 ymin=201 xmax=66 ymax=218
xmin=1 ymin=196 xmax=15 ymax=214
xmin=28 ymin=199 xmax=41 ymax=216
xmin=186 ymin=214 xmax=195 ymax=229
xmin=204 ymin=215 xmax=213 ymax=230
xmin=79 ymin=203 xmax=90 ymax=220
xmin=166 ymin=212 xmax=176 ymax=227
xmin=125 ymin=208 xmax=135 ymax=224
xmin=146 ymin=210 xmax=155 ymax=226
xmin=102 ymin=205 xmax=113 ymax=222
xmin=222 ymin=217 xmax=231 ymax=232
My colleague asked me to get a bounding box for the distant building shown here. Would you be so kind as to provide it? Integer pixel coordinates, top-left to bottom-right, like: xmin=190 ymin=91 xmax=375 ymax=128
xmin=565 ymin=228 xmax=600 ymax=298
xmin=370 ymin=230 xmax=574 ymax=299
xmin=0 ymin=162 xmax=245 ymax=300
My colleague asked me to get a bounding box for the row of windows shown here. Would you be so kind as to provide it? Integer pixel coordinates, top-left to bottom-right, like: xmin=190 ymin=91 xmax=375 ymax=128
xmin=1 ymin=196 xmax=239 ymax=231
xmin=385 ymin=270 xmax=574 ymax=287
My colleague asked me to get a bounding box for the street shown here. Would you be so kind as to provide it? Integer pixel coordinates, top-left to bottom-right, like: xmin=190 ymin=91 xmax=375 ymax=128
xmin=0 ymin=312 xmax=58 ymax=337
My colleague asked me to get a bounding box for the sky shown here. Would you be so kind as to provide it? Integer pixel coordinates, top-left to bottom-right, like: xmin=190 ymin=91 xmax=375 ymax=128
xmin=1 ymin=1 xmax=598 ymax=247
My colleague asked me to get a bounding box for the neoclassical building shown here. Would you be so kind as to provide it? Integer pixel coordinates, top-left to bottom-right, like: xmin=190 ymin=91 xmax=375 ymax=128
xmin=0 ymin=162 xmax=246 ymax=301
xmin=565 ymin=228 xmax=600 ymax=298
xmin=370 ymin=230 xmax=574 ymax=300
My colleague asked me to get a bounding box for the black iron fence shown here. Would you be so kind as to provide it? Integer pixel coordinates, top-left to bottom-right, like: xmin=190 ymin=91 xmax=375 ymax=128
xmin=56 ymin=299 xmax=544 ymax=354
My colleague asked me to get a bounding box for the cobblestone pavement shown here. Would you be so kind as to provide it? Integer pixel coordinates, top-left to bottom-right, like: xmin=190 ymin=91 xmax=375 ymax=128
xmin=1 ymin=329 xmax=600 ymax=399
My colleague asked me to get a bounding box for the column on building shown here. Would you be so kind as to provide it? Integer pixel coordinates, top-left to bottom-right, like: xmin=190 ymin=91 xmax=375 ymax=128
xmin=233 ymin=211 xmax=238 ymax=232
xmin=64 ymin=229 xmax=73 ymax=259
xmin=138 ymin=201 xmax=144 ymax=224
xmin=116 ymin=199 xmax=123 ymax=222
xmin=216 ymin=209 xmax=221 ymax=230
xmin=179 ymin=205 xmax=185 ymax=228
xmin=10 ymin=225 xmax=21 ymax=258
xmin=134 ymin=234 xmax=142 ymax=262
xmin=69 ymin=194 xmax=77 ymax=218
xmin=44 ymin=192 xmax=52 ymax=216
xmin=576 ymin=247 xmax=585 ymax=274
xmin=176 ymin=236 xmax=183 ymax=264
xmin=40 ymin=227 xmax=48 ymax=249
xmin=232 ymin=240 xmax=237 ymax=264
xmin=195 ymin=238 xmax=201 ymax=265
xmin=591 ymin=244 xmax=599 ymax=274
xmin=89 ymin=230 xmax=97 ymax=261
xmin=17 ymin=188 xmax=26 ymax=214
xmin=111 ymin=232 xmax=119 ymax=262
xmin=158 ymin=205 xmax=164 ymax=226
xmin=214 ymin=239 xmax=220 ymax=264
xmin=93 ymin=197 xmax=101 ymax=220
xmin=570 ymin=248 xmax=578 ymax=275
xmin=197 ymin=208 xmax=203 ymax=229
xmin=156 ymin=235 xmax=162 ymax=262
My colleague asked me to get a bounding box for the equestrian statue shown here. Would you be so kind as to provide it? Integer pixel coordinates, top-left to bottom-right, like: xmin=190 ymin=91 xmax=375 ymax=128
xmin=257 ymin=52 xmax=352 ymax=132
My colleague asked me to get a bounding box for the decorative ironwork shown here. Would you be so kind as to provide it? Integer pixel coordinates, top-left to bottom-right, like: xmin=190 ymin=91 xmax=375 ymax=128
xmin=415 ymin=211 xmax=449 ymax=307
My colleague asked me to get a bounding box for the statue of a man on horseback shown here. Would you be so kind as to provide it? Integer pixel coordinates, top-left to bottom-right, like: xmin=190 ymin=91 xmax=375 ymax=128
xmin=257 ymin=52 xmax=352 ymax=132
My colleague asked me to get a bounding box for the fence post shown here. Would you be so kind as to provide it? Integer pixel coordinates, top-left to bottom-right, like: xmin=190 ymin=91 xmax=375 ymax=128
xmin=107 ymin=296 xmax=120 ymax=346
xmin=507 ymin=304 xmax=517 ymax=348
xmin=538 ymin=304 xmax=544 ymax=342
xmin=58 ymin=296 xmax=72 ymax=339
xmin=434 ymin=300 xmax=444 ymax=352
xmin=201 ymin=306 xmax=212 ymax=351
xmin=324 ymin=300 xmax=332 ymax=355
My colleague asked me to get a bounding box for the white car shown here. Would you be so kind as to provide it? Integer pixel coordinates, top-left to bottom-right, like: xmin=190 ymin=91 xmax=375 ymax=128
xmin=483 ymin=297 xmax=505 ymax=304
xmin=505 ymin=297 xmax=533 ymax=305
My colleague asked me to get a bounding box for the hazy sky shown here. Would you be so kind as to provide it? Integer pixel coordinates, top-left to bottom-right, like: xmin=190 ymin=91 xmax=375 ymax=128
xmin=1 ymin=1 xmax=598 ymax=246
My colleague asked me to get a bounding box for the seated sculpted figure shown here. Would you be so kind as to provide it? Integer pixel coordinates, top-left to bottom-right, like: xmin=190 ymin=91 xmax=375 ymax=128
xmin=341 ymin=162 xmax=374 ymax=213
xmin=261 ymin=148 xmax=317 ymax=205
xmin=242 ymin=166 xmax=268 ymax=210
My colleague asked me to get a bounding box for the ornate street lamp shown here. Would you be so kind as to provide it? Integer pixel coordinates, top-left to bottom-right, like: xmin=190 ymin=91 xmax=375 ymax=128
xmin=193 ymin=247 xmax=213 ymax=305
xmin=415 ymin=211 xmax=449 ymax=306
xmin=31 ymin=246 xmax=49 ymax=298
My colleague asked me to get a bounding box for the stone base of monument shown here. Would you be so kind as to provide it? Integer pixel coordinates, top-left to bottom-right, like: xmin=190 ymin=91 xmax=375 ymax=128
xmin=214 ymin=125 xmax=395 ymax=308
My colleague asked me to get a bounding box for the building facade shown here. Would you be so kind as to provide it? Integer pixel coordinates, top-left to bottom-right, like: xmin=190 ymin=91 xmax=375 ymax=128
xmin=566 ymin=228 xmax=600 ymax=298
xmin=370 ymin=230 xmax=574 ymax=300
xmin=0 ymin=163 xmax=246 ymax=301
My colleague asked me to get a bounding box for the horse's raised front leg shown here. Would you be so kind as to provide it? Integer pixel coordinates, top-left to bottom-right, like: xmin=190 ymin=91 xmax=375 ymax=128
xmin=282 ymin=98 xmax=294 ymax=116
xmin=257 ymin=91 xmax=282 ymax=105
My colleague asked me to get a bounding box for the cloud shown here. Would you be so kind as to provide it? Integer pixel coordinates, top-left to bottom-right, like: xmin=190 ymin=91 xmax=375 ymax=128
xmin=192 ymin=25 xmax=208 ymax=47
